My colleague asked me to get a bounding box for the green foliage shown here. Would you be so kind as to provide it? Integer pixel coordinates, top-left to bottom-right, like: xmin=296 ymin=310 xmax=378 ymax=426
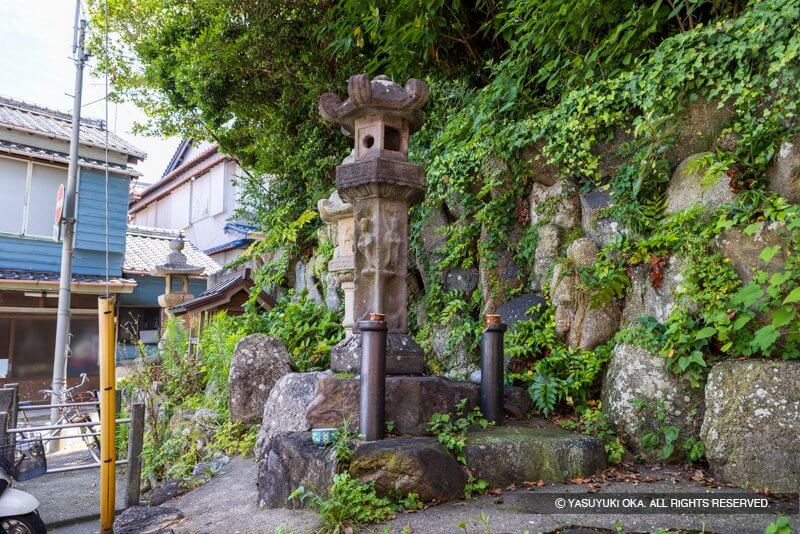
xmin=428 ymin=398 xmax=491 ymax=465
xmin=559 ymin=404 xmax=625 ymax=464
xmin=122 ymin=314 xmax=262 ymax=481
xmin=631 ymin=397 xmax=681 ymax=460
xmin=242 ymin=292 xmax=345 ymax=372
xmin=765 ymin=516 xmax=793 ymax=534
xmin=332 ymin=416 xmax=357 ymax=467
xmin=506 ymin=304 xmax=614 ymax=415
xmin=93 ymin=0 xmax=800 ymax=409
xmin=464 ymin=475 xmax=490 ymax=498
xmin=289 ymin=473 xmax=396 ymax=534
xmin=682 ymin=437 xmax=705 ymax=463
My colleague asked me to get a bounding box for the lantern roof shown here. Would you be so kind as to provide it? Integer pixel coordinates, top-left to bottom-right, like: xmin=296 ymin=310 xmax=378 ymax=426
xmin=319 ymin=74 xmax=429 ymax=136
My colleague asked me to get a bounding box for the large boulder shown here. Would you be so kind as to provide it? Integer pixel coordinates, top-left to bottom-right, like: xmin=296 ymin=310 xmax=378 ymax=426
xmin=257 ymin=432 xmax=338 ymax=509
xmin=666 ymin=154 xmax=734 ymax=214
xmin=622 ymin=257 xmax=689 ymax=325
xmin=602 ymin=343 xmax=704 ymax=461
xmin=701 ymin=360 xmax=800 ymax=493
xmin=767 ymin=135 xmax=800 ymax=203
xmin=529 ymin=179 xmax=582 ymax=290
xmin=349 ymin=437 xmax=467 ymax=502
xmin=427 ymin=325 xmax=475 ymax=376
xmin=580 ymin=188 xmax=625 ymax=248
xmin=113 ymin=506 xmax=184 ymax=534
xmin=306 ymin=376 xmax=531 ymax=435
xmin=255 ymin=371 xmax=332 ymax=457
xmin=716 ymin=224 xmax=788 ymax=284
xmin=464 ymin=426 xmax=607 ymax=487
xmin=228 ymin=334 xmax=292 ymax=425
xmin=532 ymin=224 xmax=562 ymax=292
xmin=479 ymin=222 xmax=524 ymax=315
xmin=521 ymin=141 xmax=560 ymax=186
xmin=550 ymin=239 xmax=621 ymax=350
xmin=667 ymin=98 xmax=736 ymax=166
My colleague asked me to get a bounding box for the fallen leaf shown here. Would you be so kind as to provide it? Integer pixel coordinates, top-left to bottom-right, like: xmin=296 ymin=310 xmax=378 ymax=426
xmin=488 ymin=488 xmax=503 ymax=495
xmin=505 ymin=483 xmax=516 ymax=491
xmin=570 ymin=477 xmax=590 ymax=484
xmin=588 ymin=484 xmax=601 ymax=493
xmin=536 ymin=479 xmax=545 ymax=487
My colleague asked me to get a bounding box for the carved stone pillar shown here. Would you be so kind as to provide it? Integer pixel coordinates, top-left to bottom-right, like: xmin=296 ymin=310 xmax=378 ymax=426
xmin=320 ymin=74 xmax=429 ymax=375
xmin=318 ymin=191 xmax=356 ymax=337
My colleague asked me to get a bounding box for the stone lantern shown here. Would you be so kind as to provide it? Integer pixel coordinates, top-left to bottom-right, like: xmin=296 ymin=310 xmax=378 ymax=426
xmin=152 ymin=236 xmax=204 ymax=312
xmin=320 ymin=74 xmax=428 ymax=375
xmin=318 ymin=191 xmax=356 ymax=337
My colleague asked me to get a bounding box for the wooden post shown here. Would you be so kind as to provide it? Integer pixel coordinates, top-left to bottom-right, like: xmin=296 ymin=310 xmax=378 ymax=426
xmin=3 ymin=384 xmax=18 ymax=432
xmin=99 ymin=296 xmax=116 ymax=533
xmin=125 ymin=402 xmax=144 ymax=507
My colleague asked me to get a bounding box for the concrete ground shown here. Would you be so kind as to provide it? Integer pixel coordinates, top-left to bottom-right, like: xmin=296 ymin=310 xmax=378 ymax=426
xmin=16 ymin=448 xmax=126 ymax=529
xmin=50 ymin=456 xmax=799 ymax=534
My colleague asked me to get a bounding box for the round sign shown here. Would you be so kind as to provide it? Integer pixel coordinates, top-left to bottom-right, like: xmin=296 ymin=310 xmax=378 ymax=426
xmin=54 ymin=183 xmax=65 ymax=224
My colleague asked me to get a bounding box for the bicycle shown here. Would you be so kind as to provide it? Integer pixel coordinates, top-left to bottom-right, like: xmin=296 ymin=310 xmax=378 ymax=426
xmin=17 ymin=373 xmax=101 ymax=463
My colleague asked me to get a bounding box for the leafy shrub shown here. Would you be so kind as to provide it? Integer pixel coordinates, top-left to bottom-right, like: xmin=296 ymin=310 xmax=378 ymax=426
xmin=289 ymin=473 xmax=396 ymax=534
xmin=559 ymin=404 xmax=625 ymax=464
xmin=427 ymin=398 xmax=492 ymax=465
xmin=506 ymin=304 xmax=614 ymax=415
xmin=241 ymin=291 xmax=344 ymax=371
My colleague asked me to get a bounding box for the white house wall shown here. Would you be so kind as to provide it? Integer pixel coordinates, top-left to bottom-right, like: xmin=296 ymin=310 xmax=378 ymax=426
xmin=130 ymin=155 xmax=252 ymax=266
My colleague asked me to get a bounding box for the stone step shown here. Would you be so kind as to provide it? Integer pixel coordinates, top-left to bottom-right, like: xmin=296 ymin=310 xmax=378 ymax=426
xmin=465 ymin=426 xmax=607 ymax=487
xmin=258 ymin=426 xmax=607 ymax=509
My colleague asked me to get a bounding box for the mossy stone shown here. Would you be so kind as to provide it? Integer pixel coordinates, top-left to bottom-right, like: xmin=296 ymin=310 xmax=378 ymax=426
xmin=465 ymin=426 xmax=607 ymax=486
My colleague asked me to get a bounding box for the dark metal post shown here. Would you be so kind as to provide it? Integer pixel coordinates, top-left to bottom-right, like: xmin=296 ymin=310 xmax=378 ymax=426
xmin=359 ymin=313 xmax=387 ymax=441
xmin=480 ymin=314 xmax=507 ymax=425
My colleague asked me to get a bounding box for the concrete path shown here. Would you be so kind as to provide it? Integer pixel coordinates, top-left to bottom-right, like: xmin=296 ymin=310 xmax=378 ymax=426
xmin=16 ymin=449 xmax=126 ymax=529
xmin=51 ymin=457 xmax=799 ymax=533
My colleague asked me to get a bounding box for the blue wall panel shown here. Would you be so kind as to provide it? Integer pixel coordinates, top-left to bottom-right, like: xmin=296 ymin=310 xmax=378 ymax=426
xmin=0 ymin=169 xmax=129 ymax=276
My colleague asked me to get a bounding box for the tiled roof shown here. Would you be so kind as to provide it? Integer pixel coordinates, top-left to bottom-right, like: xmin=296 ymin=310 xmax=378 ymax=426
xmin=124 ymin=225 xmax=221 ymax=276
xmin=0 ymin=96 xmax=145 ymax=159
xmin=0 ymin=268 xmax=129 ymax=285
xmin=0 ymin=139 xmax=139 ymax=176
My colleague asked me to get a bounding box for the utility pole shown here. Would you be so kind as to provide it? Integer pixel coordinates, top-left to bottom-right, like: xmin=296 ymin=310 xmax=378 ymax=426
xmin=50 ymin=3 xmax=88 ymax=427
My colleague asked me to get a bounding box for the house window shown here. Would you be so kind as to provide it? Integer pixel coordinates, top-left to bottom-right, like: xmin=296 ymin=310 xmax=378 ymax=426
xmin=4 ymin=317 xmax=97 ymax=379
xmin=0 ymin=156 xmax=67 ymax=239
xmin=118 ymin=307 xmax=161 ymax=345
xmin=0 ymin=157 xmax=29 ymax=234
xmin=190 ymin=173 xmax=211 ymax=222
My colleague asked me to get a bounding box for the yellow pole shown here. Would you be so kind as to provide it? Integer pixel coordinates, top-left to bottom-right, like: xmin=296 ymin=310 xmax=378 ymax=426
xmin=98 ymin=296 xmax=116 ymax=532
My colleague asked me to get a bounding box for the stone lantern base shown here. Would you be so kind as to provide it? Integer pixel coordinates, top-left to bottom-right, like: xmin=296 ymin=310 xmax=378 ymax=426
xmin=331 ymin=333 xmax=424 ymax=375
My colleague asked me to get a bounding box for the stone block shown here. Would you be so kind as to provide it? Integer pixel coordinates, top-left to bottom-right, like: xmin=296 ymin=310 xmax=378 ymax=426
xmin=330 ymin=333 xmax=425 ymax=375
xmin=255 ymin=371 xmax=332 ymax=457
xmin=666 ymin=154 xmax=734 ymax=214
xmin=602 ymin=343 xmax=703 ymax=461
xmin=349 ymin=437 xmax=466 ymax=502
xmin=228 ymin=334 xmax=292 ymax=425
xmin=701 ymin=360 xmax=800 ymax=493
xmin=257 ymin=432 xmax=338 ymax=509
xmin=464 ymin=426 xmax=607 ymax=487
xmin=306 ymin=376 xmax=531 ymax=436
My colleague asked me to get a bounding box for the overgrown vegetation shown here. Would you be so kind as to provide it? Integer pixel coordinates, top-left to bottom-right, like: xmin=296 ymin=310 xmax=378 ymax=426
xmin=122 ymin=294 xmax=342 ymax=483
xmin=97 ymin=0 xmax=800 ymax=439
xmin=428 ymin=399 xmax=492 ymax=498
xmin=290 ymin=473 xmax=396 ymax=534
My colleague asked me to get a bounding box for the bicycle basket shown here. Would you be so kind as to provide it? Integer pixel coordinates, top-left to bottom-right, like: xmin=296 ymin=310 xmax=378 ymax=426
xmin=0 ymin=437 xmax=47 ymax=482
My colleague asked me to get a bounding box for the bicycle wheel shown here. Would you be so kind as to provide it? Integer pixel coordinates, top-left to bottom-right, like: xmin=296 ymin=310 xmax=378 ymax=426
xmin=75 ymin=415 xmax=101 ymax=463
